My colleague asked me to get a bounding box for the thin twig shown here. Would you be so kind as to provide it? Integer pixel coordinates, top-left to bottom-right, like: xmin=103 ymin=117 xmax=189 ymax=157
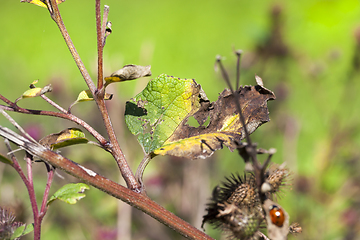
xmin=24 ymin=153 xmax=41 ymax=240
xmin=216 ymin=54 xmax=266 ymax=202
xmin=234 ymin=49 xmax=243 ymax=90
xmin=41 ymin=95 xmax=68 ymax=114
xmin=101 ymin=6 xmax=110 ymax=47
xmin=135 ymin=154 xmax=152 ymax=189
xmin=0 ymin=104 xmax=108 ymax=146
xmin=102 ymin=7 xmax=110 ymax=47
xmin=5 ymin=140 xmax=24 ymax=178
xmin=96 ymin=0 xmax=104 ymax=91
xmin=39 ymin=164 xmax=55 ymax=218
xmin=0 ymin=108 xmax=37 ymax=143
xmin=48 ymin=0 xmax=96 ymax=94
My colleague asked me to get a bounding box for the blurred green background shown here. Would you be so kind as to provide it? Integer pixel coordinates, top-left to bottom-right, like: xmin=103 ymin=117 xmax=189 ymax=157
xmin=1 ymin=0 xmax=360 ymax=239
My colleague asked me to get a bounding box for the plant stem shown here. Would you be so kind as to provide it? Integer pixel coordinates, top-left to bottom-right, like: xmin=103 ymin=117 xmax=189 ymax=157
xmin=48 ymin=0 xmax=96 ymax=94
xmin=0 ymin=102 xmax=108 ymax=146
xmin=135 ymin=154 xmax=152 ymax=187
xmin=47 ymin=0 xmax=139 ymax=190
xmin=5 ymin=141 xmax=55 ymax=239
xmin=96 ymin=0 xmax=104 ymax=90
xmin=217 ymin=55 xmax=266 ymax=201
xmin=0 ymin=127 xmax=213 ymax=240
xmin=41 ymin=95 xmax=68 ymax=114
xmin=24 ymin=154 xmax=41 ymax=240
xmin=96 ymin=100 xmax=141 ymax=191
xmin=101 ymin=6 xmax=110 ymax=47
xmin=39 ymin=164 xmax=55 ymax=218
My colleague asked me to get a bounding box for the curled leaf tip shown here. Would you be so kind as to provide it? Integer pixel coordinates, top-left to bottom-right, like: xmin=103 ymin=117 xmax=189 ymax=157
xmin=104 ymin=65 xmax=152 ymax=86
xmin=255 ymin=75 xmax=264 ymax=87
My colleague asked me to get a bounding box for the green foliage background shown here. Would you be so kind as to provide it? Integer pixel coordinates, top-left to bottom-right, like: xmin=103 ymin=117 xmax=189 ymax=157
xmin=1 ymin=0 xmax=360 ymax=239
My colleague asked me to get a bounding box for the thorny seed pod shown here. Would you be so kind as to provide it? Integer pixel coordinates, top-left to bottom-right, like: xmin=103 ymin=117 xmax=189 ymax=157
xmin=265 ymin=164 xmax=291 ymax=196
xmin=202 ymin=166 xmax=298 ymax=239
xmin=0 ymin=207 xmax=24 ymax=240
xmin=202 ymin=174 xmax=265 ymax=240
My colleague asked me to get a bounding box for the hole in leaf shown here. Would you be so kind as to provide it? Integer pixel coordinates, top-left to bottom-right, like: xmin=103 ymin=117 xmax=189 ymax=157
xmin=203 ymin=115 xmax=211 ymax=127
xmin=186 ymin=116 xmax=200 ymax=127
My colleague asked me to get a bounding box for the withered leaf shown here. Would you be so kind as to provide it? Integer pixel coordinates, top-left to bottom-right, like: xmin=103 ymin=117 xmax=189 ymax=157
xmin=154 ymin=83 xmax=275 ymax=158
xmin=125 ymin=74 xmax=275 ymax=159
xmin=104 ymin=64 xmax=151 ymax=86
xmin=39 ymin=128 xmax=88 ymax=150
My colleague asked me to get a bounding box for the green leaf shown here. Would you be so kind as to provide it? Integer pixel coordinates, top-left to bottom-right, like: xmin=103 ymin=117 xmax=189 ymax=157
xmin=47 ymin=183 xmax=90 ymax=205
xmin=21 ymin=223 xmax=34 ymax=236
xmin=39 ymin=128 xmax=89 ymax=150
xmin=0 ymin=153 xmax=13 ymax=165
xmin=11 ymin=224 xmax=34 ymax=240
xmin=68 ymin=90 xmax=113 ymax=111
xmin=125 ymin=74 xmax=201 ymax=154
xmin=76 ymin=90 xmax=113 ymax=102
xmin=125 ymin=74 xmax=275 ymax=159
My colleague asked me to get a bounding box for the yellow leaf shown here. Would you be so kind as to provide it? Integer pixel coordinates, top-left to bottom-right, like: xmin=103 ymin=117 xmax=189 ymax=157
xmin=76 ymin=90 xmax=113 ymax=102
xmin=68 ymin=90 xmax=113 ymax=112
xmin=20 ymin=0 xmax=65 ymax=9
xmin=39 ymin=128 xmax=88 ymax=150
xmin=22 ymin=88 xmax=43 ymax=98
xmin=15 ymin=84 xmax=52 ymax=103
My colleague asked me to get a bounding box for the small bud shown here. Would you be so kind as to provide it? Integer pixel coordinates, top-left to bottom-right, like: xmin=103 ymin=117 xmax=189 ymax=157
xmin=289 ymin=222 xmax=302 ymax=234
xmin=261 ymin=181 xmax=272 ymax=193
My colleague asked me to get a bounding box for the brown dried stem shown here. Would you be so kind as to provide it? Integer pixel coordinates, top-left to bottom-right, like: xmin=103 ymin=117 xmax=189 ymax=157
xmin=216 ymin=53 xmax=267 ymax=202
xmin=46 ymin=0 xmax=139 ymax=190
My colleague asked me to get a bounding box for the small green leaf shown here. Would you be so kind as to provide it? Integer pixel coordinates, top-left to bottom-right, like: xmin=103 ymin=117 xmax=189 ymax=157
xmin=76 ymin=90 xmax=113 ymax=102
xmin=22 ymin=223 xmax=34 ymax=236
xmin=47 ymin=183 xmax=90 ymax=205
xmin=11 ymin=223 xmax=34 ymax=240
xmin=68 ymin=90 xmax=113 ymax=111
xmin=0 ymin=153 xmax=13 ymax=165
xmin=39 ymin=128 xmax=89 ymax=150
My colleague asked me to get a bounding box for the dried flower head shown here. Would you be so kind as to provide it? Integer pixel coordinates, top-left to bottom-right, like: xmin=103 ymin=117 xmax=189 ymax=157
xmin=203 ymin=165 xmax=296 ymax=239
xmin=0 ymin=207 xmax=24 ymax=240
xmin=202 ymin=174 xmax=265 ymax=239
xmin=265 ymin=164 xmax=291 ymax=196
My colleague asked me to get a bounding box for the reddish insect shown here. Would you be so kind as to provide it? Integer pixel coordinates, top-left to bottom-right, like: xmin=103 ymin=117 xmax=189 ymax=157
xmin=269 ymin=205 xmax=285 ymax=227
